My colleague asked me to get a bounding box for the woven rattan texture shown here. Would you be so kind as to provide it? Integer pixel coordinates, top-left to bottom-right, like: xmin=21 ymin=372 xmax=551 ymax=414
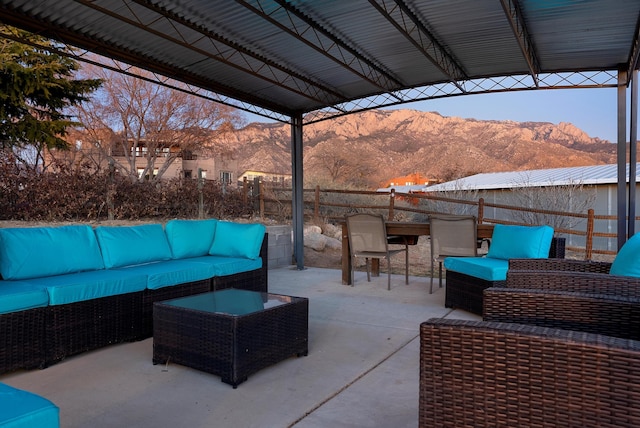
xmin=484 ymin=288 xmax=640 ymax=340
xmin=0 ymin=307 xmax=46 ymax=374
xmin=445 ymin=270 xmax=505 ymax=315
xmin=140 ymin=279 xmax=212 ymax=339
xmin=46 ymin=291 xmax=144 ymax=366
xmin=153 ymin=294 xmax=308 ymax=387
xmin=419 ymin=319 xmax=640 ymax=428
xmin=508 ymin=258 xmax=610 ymax=273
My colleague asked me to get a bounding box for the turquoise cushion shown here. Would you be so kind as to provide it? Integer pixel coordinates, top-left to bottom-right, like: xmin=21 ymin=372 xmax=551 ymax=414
xmin=444 ymin=257 xmax=509 ymax=281
xmin=95 ymin=224 xmax=172 ymax=269
xmin=610 ymin=232 xmax=640 ymax=277
xmin=22 ymin=270 xmax=147 ymax=305
xmin=209 ymin=222 xmax=265 ymax=260
xmin=486 ymin=224 xmax=554 ymax=260
xmin=0 ymin=383 xmax=59 ymax=428
xmin=0 ymin=225 xmax=104 ymax=280
xmin=165 ymin=219 xmax=218 ymax=259
xmin=0 ymin=282 xmax=49 ymax=315
xmin=115 ymin=259 xmax=215 ymax=290
xmin=190 ymin=255 xmax=263 ymax=277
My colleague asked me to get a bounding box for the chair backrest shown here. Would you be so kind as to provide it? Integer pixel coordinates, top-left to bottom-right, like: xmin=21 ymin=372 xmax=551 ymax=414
xmin=346 ymin=213 xmax=388 ymax=254
xmin=429 ymin=215 xmax=478 ymax=259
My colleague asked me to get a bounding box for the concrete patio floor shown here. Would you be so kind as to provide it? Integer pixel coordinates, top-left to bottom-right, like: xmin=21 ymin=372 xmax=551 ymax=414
xmin=0 ymin=266 xmax=479 ymax=428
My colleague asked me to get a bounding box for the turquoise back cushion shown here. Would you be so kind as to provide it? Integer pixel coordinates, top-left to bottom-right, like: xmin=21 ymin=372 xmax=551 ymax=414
xmin=209 ymin=221 xmax=265 ymax=260
xmin=0 ymin=225 xmax=105 ymax=280
xmin=486 ymin=224 xmax=554 ymax=260
xmin=165 ymin=219 xmax=218 ymax=259
xmin=95 ymin=224 xmax=172 ymax=268
xmin=610 ymin=232 xmax=640 ymax=277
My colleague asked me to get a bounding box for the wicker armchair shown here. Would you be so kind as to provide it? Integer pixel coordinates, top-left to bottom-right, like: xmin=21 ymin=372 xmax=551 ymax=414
xmin=420 ymin=258 xmax=640 ymax=427
xmin=419 ymin=318 xmax=640 ymax=428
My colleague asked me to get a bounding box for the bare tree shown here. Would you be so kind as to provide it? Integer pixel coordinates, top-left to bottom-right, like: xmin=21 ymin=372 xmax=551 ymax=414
xmin=507 ymin=174 xmax=596 ymax=232
xmin=422 ymin=180 xmax=481 ymax=217
xmin=305 ymin=140 xmax=378 ymax=187
xmin=73 ymin=63 xmax=243 ymax=182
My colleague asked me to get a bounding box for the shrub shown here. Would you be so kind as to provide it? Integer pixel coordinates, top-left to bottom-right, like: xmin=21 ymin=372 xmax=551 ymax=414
xmin=0 ymin=154 xmax=255 ymax=221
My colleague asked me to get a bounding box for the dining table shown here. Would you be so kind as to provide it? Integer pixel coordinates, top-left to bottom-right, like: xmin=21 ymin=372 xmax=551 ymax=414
xmin=340 ymin=221 xmax=495 ymax=285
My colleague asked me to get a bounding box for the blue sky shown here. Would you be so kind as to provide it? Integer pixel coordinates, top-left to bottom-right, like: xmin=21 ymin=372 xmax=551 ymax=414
xmin=246 ymin=87 xmax=629 ymax=144
xmin=404 ymin=88 xmax=622 ymax=143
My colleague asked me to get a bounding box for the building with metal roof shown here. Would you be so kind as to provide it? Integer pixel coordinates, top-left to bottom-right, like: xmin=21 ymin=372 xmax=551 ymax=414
xmin=1 ymin=0 xmax=640 ymax=265
xmin=426 ymin=163 xmax=640 ymax=253
xmin=427 ymin=163 xmax=640 ymax=191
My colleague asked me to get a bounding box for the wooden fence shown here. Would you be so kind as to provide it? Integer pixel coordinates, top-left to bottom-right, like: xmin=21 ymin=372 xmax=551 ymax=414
xmin=244 ymin=181 xmax=631 ymax=260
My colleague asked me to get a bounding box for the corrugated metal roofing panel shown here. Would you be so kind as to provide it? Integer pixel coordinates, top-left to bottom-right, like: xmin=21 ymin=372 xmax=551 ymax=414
xmin=427 ymin=163 xmax=640 ymax=192
xmin=0 ymin=0 xmax=638 ymax=118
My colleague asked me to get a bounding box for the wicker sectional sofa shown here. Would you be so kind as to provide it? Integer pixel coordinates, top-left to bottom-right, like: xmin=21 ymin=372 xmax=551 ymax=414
xmin=0 ymin=219 xmax=268 ymax=374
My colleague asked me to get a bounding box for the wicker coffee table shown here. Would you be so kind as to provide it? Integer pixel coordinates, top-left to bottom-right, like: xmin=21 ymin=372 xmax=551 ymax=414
xmin=152 ymin=289 xmax=308 ymax=388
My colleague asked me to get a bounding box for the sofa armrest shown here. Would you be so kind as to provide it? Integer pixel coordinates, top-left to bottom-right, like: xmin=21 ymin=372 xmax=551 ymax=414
xmin=419 ymin=318 xmax=640 ymax=428
xmin=483 ymin=287 xmax=640 ymax=339
xmin=508 ymin=258 xmax=611 ymax=273
xmin=504 ymin=269 xmax=639 ymax=295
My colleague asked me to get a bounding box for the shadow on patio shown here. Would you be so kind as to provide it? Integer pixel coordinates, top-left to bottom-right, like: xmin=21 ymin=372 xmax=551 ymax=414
xmin=0 ymin=266 xmax=478 ymax=428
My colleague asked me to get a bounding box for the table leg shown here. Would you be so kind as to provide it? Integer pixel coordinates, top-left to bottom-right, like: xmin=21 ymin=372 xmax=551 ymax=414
xmin=342 ymin=223 xmax=351 ymax=285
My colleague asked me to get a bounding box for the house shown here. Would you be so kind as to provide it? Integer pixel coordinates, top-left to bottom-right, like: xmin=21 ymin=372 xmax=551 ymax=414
xmin=51 ymin=130 xmax=237 ymax=183
xmin=238 ymin=170 xmax=292 ymax=187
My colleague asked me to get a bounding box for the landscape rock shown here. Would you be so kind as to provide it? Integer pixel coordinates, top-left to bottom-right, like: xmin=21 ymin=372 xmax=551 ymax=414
xmin=324 ymin=236 xmax=342 ymax=250
xmin=304 ymin=232 xmax=327 ymax=251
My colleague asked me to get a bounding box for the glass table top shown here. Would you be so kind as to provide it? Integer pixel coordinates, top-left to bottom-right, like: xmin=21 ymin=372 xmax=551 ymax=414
xmin=161 ymin=289 xmax=293 ymax=316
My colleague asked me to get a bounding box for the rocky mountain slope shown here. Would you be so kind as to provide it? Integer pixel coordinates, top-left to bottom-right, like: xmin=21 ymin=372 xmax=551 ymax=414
xmin=223 ymin=109 xmax=616 ymax=187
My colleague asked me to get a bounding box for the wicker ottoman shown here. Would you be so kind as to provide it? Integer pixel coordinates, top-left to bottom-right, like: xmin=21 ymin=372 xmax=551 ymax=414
xmin=153 ymin=289 xmax=308 ymax=388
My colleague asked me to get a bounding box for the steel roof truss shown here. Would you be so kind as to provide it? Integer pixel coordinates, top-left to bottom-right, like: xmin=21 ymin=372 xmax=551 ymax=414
xmin=243 ymin=0 xmax=403 ymax=98
xmin=130 ymin=0 xmax=344 ymax=107
xmin=369 ymin=0 xmax=468 ymax=92
xmin=500 ymin=0 xmax=540 ymax=88
xmin=627 ymin=16 xmax=640 ymax=84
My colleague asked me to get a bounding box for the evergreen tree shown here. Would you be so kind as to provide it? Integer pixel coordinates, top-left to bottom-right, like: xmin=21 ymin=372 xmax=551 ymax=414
xmin=0 ymin=25 xmax=101 ymax=166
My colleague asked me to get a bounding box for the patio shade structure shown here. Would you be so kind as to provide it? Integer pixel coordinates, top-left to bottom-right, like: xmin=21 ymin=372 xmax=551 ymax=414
xmin=1 ymin=0 xmax=640 ymax=268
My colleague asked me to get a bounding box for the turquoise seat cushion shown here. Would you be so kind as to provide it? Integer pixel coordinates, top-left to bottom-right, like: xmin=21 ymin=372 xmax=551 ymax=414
xmin=0 ymin=282 xmax=49 ymax=315
xmin=444 ymin=257 xmax=509 ymax=282
xmin=115 ymin=259 xmax=215 ymax=290
xmin=0 ymin=383 xmax=59 ymax=428
xmin=189 ymin=255 xmax=263 ymax=277
xmin=0 ymin=225 xmax=104 ymax=280
xmin=21 ymin=270 xmax=147 ymax=306
xmin=486 ymin=224 xmax=554 ymax=260
xmin=95 ymin=224 xmax=172 ymax=268
xmin=165 ymin=219 xmax=218 ymax=259
xmin=610 ymin=232 xmax=640 ymax=277
xmin=209 ymin=221 xmax=265 ymax=260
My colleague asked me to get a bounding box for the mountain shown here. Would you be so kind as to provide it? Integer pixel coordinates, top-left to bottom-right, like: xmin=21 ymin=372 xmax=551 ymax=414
xmin=223 ymin=109 xmax=617 ymax=187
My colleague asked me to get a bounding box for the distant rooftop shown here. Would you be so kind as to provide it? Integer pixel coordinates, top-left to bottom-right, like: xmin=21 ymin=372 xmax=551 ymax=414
xmin=388 ymin=163 xmax=640 ymax=193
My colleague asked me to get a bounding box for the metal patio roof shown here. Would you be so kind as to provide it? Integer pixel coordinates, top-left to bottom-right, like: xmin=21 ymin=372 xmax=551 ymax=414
xmin=1 ymin=0 xmax=639 ymax=124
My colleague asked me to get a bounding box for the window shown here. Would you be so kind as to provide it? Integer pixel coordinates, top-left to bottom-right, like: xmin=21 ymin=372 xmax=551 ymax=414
xmin=220 ymin=171 xmax=232 ymax=183
xmin=184 ymin=170 xmax=192 ymax=179
xmin=137 ymin=168 xmax=158 ymax=179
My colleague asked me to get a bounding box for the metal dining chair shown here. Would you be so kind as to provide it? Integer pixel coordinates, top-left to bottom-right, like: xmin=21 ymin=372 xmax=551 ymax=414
xmin=429 ymin=214 xmax=477 ymax=293
xmin=346 ymin=213 xmax=409 ymax=290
